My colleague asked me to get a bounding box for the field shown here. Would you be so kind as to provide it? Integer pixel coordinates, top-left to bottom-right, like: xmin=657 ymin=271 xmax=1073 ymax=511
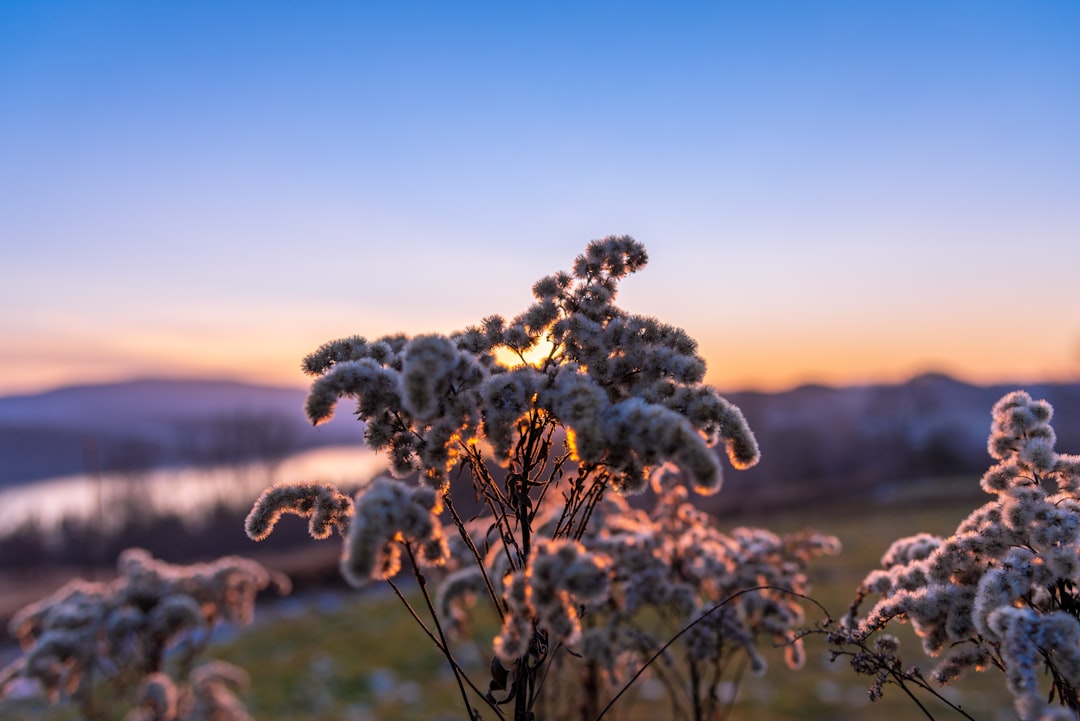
xmin=203 ymin=476 xmax=1018 ymax=721
xmin=0 ymin=475 xmax=1034 ymax=721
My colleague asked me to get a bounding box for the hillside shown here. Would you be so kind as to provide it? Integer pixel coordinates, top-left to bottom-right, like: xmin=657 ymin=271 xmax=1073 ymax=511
xmin=712 ymin=373 xmax=1080 ymax=516
xmin=0 ymin=378 xmax=362 ymax=486
xmin=2 ymin=374 xmax=1078 ymax=502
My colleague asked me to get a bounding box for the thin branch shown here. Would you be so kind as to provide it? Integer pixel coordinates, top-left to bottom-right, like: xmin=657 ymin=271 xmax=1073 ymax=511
xmin=387 ymin=575 xmax=503 ymax=720
xmin=572 ymin=478 xmax=607 ymax=540
xmin=533 ymin=448 xmax=572 ymax=517
xmin=444 ymin=492 xmax=505 ymax=619
xmin=641 ymin=651 xmax=693 ymax=721
xmin=594 ymin=586 xmax=827 ymax=721
xmin=826 ymin=638 xmax=978 ymax=721
xmin=716 ymin=652 xmax=748 ymax=721
xmin=901 ymin=668 xmax=979 ymax=721
xmin=890 ymin=673 xmax=939 ymax=721
xmin=403 ymin=542 xmax=484 ymax=721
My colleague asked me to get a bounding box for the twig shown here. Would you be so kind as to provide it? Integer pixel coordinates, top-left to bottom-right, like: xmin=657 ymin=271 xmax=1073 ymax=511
xmin=387 ymin=574 xmax=503 ymax=720
xmin=404 ymin=542 xmax=486 ymax=721
xmin=594 ymin=586 xmax=826 ymax=721
xmin=444 ymin=492 xmax=505 ymax=618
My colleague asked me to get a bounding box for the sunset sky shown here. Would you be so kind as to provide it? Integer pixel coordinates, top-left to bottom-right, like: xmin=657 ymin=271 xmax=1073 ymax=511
xmin=2 ymin=2 xmax=1078 ymax=397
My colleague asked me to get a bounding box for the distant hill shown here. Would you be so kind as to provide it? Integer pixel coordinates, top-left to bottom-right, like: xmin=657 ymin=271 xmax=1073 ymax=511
xmin=0 ymin=378 xmax=363 ymax=486
xmin=2 ymin=375 xmax=1078 ymax=501
xmin=711 ymin=373 xmax=1080 ymax=516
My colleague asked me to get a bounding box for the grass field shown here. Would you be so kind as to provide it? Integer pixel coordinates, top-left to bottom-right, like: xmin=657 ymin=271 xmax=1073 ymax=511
xmin=0 ymin=476 xmax=1023 ymax=721
xmin=210 ymin=476 xmax=1019 ymax=721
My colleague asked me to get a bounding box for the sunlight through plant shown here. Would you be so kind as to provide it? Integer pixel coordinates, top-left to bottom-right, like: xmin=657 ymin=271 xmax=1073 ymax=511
xmin=246 ymin=236 xmax=835 ymax=721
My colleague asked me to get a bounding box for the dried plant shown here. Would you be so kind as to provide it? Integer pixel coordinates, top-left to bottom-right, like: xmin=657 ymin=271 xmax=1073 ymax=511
xmin=435 ymin=467 xmax=839 ymax=721
xmin=247 ymin=236 xmax=834 ymax=721
xmin=834 ymin=391 xmax=1080 ymax=721
xmin=0 ymin=549 xmax=286 ymax=721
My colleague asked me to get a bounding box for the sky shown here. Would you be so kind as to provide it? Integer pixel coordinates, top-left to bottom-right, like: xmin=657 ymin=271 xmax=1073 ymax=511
xmin=1 ymin=1 xmax=1078 ymax=397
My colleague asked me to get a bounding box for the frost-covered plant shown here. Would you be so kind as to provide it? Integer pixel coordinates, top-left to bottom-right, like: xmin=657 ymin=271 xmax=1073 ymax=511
xmin=247 ymin=236 xmax=826 ymax=721
xmin=0 ymin=548 xmax=286 ymax=721
xmin=836 ymin=391 xmax=1080 ymax=721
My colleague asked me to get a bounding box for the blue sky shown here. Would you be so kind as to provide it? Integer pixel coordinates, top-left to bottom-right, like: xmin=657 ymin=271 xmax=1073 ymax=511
xmin=2 ymin=1 xmax=1078 ymax=394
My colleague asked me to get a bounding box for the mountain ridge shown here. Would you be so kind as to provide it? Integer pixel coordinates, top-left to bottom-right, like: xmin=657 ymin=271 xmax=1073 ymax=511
xmin=0 ymin=377 xmax=360 ymax=487
xmin=2 ymin=375 xmax=1078 ymax=498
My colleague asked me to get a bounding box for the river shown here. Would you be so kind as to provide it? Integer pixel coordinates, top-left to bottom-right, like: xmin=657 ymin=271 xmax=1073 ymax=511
xmin=0 ymin=445 xmax=385 ymax=531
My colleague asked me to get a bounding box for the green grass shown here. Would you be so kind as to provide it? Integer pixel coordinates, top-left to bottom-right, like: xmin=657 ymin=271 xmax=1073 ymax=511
xmin=210 ymin=479 xmax=1020 ymax=721
xmin=215 ymin=587 xmax=491 ymax=721
xmin=713 ymin=485 xmax=1016 ymax=721
xmin=1 ymin=478 xmax=1020 ymax=721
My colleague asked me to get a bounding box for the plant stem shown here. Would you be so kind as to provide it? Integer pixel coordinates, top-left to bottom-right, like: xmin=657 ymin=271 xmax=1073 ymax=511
xmin=404 ymin=542 xmax=483 ymax=721
xmin=387 ymin=573 xmax=501 ymax=720
xmin=594 ymin=586 xmax=821 ymax=721
xmin=444 ymin=492 xmax=505 ymax=618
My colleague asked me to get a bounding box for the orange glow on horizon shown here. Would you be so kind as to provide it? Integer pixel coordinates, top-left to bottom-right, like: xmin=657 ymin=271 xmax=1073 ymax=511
xmin=2 ymin=318 xmax=1076 ymax=398
xmin=698 ymin=330 xmax=1079 ymax=393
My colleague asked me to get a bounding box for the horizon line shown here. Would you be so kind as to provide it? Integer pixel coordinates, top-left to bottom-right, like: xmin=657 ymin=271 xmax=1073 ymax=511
xmin=3 ymin=369 xmax=1077 ymax=402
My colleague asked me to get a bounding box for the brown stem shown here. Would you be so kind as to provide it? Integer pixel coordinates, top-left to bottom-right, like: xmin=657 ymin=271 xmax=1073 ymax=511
xmin=688 ymin=658 xmax=703 ymax=721
xmin=444 ymin=492 xmax=505 ymax=619
xmin=388 ymin=566 xmax=501 ymax=720
xmin=594 ymin=586 xmax=825 ymax=721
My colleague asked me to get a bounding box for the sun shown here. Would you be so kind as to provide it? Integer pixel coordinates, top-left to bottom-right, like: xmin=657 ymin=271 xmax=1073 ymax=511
xmin=493 ymin=337 xmax=557 ymax=369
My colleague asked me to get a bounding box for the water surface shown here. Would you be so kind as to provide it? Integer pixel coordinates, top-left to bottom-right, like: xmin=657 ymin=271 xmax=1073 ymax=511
xmin=0 ymin=445 xmax=384 ymax=531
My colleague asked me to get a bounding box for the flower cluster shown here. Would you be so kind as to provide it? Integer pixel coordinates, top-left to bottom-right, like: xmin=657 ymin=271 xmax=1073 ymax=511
xmin=244 ymin=481 xmax=354 ymax=541
xmin=247 ymin=238 xmax=773 ymax=721
xmin=296 ymin=235 xmax=758 ymax=492
xmin=435 ymin=471 xmax=837 ymax=716
xmin=492 ymin=539 xmax=611 ymax=662
xmin=580 ymin=475 xmax=838 ymax=683
xmin=0 ymin=549 xmax=285 ymax=721
xmin=841 ymin=391 xmax=1080 ymax=720
xmin=339 ymin=477 xmax=449 ymax=584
